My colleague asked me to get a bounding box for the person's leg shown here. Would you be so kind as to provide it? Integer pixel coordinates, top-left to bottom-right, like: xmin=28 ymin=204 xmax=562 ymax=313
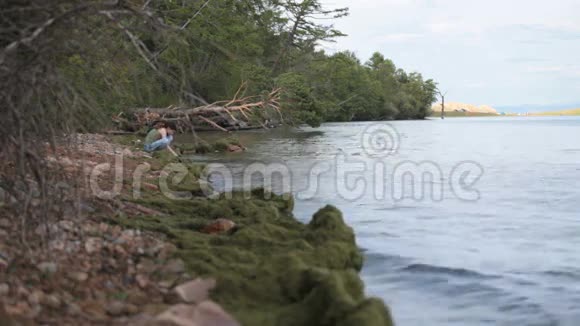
xmin=156 ymin=135 xmax=173 ymax=150
xmin=144 ymin=136 xmax=172 ymax=152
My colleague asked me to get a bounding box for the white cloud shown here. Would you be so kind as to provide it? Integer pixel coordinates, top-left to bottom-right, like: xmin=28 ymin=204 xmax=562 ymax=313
xmin=525 ymin=65 xmax=580 ymax=78
xmin=375 ymin=33 xmax=424 ymax=43
xmin=526 ymin=66 xmax=565 ymax=73
xmin=425 ymin=22 xmax=457 ymax=34
xmin=464 ymin=81 xmax=487 ymax=88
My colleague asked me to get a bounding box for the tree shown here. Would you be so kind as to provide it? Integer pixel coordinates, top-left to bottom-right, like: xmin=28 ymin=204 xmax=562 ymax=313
xmin=437 ymin=89 xmax=447 ymax=119
xmin=272 ymin=0 xmax=348 ymax=72
xmin=276 ymin=72 xmax=323 ymax=127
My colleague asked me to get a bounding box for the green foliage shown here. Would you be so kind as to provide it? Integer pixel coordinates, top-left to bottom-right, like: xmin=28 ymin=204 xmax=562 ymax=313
xmin=276 ymin=72 xmax=323 ymax=127
xmin=54 ymin=0 xmax=436 ymax=128
xmin=272 ymin=0 xmax=349 ymax=72
xmin=276 ymin=49 xmax=438 ymax=122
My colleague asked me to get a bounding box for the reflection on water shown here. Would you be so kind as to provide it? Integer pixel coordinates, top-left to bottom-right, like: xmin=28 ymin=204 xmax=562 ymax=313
xmin=184 ymin=117 xmax=580 ymax=326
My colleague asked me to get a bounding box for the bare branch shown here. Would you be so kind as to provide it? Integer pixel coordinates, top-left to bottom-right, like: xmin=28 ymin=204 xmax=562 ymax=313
xmin=141 ymin=0 xmax=153 ymax=10
xmin=101 ymin=11 xmax=159 ymax=72
xmin=181 ymin=0 xmax=212 ymax=30
xmin=198 ymin=116 xmax=229 ymax=132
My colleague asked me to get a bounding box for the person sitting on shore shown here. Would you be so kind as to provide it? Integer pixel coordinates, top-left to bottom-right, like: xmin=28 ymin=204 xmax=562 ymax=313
xmin=143 ymin=121 xmax=178 ymax=156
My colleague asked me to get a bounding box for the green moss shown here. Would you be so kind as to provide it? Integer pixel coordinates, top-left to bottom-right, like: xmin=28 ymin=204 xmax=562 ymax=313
xmin=212 ymin=136 xmax=244 ymax=152
xmin=151 ymin=150 xmax=179 ymax=165
xmin=213 ymin=139 xmax=230 ymax=152
xmin=174 ymin=143 xmax=197 ymax=154
xmin=195 ymin=140 xmax=213 ymax=154
xmin=225 ymin=135 xmax=242 ymax=147
xmin=118 ymin=188 xmax=393 ymax=326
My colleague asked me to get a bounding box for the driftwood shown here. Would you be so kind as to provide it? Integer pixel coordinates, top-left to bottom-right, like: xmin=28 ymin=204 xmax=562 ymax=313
xmin=113 ymin=85 xmax=283 ymax=133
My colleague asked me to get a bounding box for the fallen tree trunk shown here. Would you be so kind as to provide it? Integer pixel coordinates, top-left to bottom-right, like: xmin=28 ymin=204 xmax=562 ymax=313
xmin=114 ymin=86 xmax=283 ymax=133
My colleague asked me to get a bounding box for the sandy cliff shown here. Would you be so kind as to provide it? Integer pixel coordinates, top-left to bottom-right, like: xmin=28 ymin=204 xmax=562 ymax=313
xmin=432 ymin=102 xmax=499 ymax=114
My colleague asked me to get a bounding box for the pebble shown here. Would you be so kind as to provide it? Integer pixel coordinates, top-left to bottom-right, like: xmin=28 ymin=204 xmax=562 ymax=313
xmin=61 ymin=291 xmax=74 ymax=303
xmin=66 ymin=240 xmax=81 ymax=253
xmin=0 ymin=218 xmax=10 ymax=228
xmin=28 ymin=290 xmax=44 ymax=305
xmin=99 ymin=223 xmax=110 ymax=233
xmin=17 ymin=286 xmax=30 ymax=297
xmin=145 ymin=244 xmax=164 ymax=257
xmin=42 ymin=294 xmax=62 ymax=309
xmin=158 ymin=280 xmax=175 ymax=289
xmin=201 ymin=218 xmax=236 ymax=235
xmin=114 ymin=244 xmax=128 ymax=257
xmin=136 ymin=274 xmax=149 ymax=289
xmin=67 ymin=303 xmax=82 ymax=316
xmin=227 ymin=144 xmax=244 ymax=153
xmin=80 ymin=202 xmax=96 ymax=214
xmin=48 ymin=239 xmax=66 ymax=251
xmin=93 ymin=290 xmax=107 ymax=302
xmin=58 ymin=220 xmax=75 ymax=232
xmin=104 ymin=280 xmax=115 ymax=290
xmin=162 ymin=259 xmax=186 ymax=274
xmin=195 ymin=301 xmax=240 ymax=326
xmin=127 ymin=290 xmax=150 ymax=306
xmin=156 ymin=243 xmax=177 ymax=261
xmin=85 ymin=237 xmax=103 ymax=254
xmin=123 ymin=229 xmax=135 ymax=237
xmin=126 ymin=303 xmax=139 ymax=315
xmin=5 ymin=302 xmax=32 ymax=317
xmin=113 ymin=237 xmax=127 ymax=245
xmin=0 ymin=283 xmax=10 ymax=296
xmin=174 ymin=278 xmax=216 ymax=304
xmin=155 ymin=302 xmax=240 ymax=326
xmin=37 ymin=262 xmax=58 ymax=274
xmin=106 ymin=301 xmax=128 ymax=316
xmin=69 ymin=271 xmax=89 ymax=282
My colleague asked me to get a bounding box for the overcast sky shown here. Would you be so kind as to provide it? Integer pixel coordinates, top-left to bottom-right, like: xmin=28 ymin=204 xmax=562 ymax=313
xmin=320 ymin=0 xmax=580 ymax=108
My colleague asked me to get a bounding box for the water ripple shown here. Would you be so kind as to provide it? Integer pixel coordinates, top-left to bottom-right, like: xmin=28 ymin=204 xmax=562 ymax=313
xmin=400 ymin=263 xmax=500 ymax=280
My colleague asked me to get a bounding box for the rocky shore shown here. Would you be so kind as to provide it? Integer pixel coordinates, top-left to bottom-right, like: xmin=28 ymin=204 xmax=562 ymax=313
xmin=0 ymin=134 xmax=394 ymax=325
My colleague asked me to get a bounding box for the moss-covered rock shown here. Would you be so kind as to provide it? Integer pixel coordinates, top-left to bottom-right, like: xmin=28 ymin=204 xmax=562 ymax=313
xmin=117 ymin=190 xmax=393 ymax=325
xmin=212 ymin=136 xmax=244 ymax=152
xmin=194 ymin=140 xmax=213 ymax=154
xmin=213 ymin=139 xmax=230 ymax=152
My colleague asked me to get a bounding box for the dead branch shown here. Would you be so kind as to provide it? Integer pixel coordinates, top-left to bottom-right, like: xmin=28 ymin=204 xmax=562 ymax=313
xmin=181 ymin=0 xmax=213 ymax=30
xmin=118 ymin=86 xmax=283 ymax=132
xmin=102 ymin=11 xmax=159 ymax=72
xmin=198 ymin=116 xmax=229 ymax=132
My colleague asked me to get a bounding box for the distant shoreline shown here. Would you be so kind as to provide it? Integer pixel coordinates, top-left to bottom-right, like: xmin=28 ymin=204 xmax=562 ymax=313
xmin=529 ymin=108 xmax=580 ymax=116
xmin=429 ymin=111 xmax=499 ymax=118
xmin=430 ymin=108 xmax=580 ymax=117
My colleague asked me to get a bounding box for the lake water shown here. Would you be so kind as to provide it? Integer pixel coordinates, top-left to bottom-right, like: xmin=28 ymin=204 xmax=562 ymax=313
xmin=189 ymin=117 xmax=580 ymax=326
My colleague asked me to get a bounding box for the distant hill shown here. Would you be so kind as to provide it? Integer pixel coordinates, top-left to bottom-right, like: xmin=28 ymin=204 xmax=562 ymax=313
xmin=432 ymin=102 xmax=498 ymax=114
